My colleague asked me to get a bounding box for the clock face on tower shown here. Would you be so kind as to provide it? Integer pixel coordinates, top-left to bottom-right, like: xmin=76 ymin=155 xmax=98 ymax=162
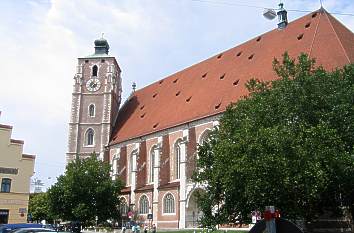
xmin=86 ymin=78 xmax=101 ymax=92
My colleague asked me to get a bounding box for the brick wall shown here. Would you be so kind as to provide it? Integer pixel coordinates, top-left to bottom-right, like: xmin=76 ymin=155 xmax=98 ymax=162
xmin=186 ymin=127 xmax=197 ymax=180
xmin=119 ymin=146 xmax=127 ymax=184
xmin=159 ymin=135 xmax=170 ymax=186
xmin=136 ymin=141 xmax=147 ymax=189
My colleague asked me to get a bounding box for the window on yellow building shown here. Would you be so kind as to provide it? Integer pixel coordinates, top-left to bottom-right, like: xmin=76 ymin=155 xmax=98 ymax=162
xmin=1 ymin=178 xmax=11 ymax=193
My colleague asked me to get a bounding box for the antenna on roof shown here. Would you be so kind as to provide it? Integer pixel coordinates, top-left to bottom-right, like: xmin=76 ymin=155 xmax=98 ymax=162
xmin=263 ymin=2 xmax=288 ymax=29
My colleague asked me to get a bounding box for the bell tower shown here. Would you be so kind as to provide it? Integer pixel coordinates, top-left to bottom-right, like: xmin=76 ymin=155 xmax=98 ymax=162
xmin=67 ymin=37 xmax=122 ymax=162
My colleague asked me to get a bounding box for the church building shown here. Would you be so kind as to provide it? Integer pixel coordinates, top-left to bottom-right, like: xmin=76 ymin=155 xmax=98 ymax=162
xmin=67 ymin=8 xmax=354 ymax=229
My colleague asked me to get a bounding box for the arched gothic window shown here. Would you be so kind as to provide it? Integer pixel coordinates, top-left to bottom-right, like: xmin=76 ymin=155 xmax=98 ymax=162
xmin=89 ymin=104 xmax=95 ymax=117
xmin=199 ymin=129 xmax=211 ymax=145
xmin=92 ymin=65 xmax=98 ymax=76
xmin=119 ymin=197 xmax=128 ymax=216
xmin=149 ymin=148 xmax=155 ymax=183
xmin=139 ymin=195 xmax=149 ymax=214
xmin=129 ymin=152 xmax=134 ymax=185
xmin=86 ymin=128 xmax=94 ymax=146
xmin=163 ymin=193 xmax=175 ymax=214
xmin=175 ymin=142 xmax=181 ymax=179
xmin=1 ymin=178 xmax=11 ymax=193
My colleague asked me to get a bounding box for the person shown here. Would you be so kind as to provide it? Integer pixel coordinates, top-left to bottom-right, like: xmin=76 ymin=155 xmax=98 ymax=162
xmin=143 ymin=224 xmax=148 ymax=233
xmin=152 ymin=224 xmax=156 ymax=233
xmin=135 ymin=224 xmax=140 ymax=233
xmin=132 ymin=224 xmax=136 ymax=233
xmin=121 ymin=226 xmax=126 ymax=233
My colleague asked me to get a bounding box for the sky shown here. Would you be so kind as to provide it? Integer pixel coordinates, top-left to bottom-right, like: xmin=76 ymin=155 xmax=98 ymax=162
xmin=0 ymin=0 xmax=353 ymax=191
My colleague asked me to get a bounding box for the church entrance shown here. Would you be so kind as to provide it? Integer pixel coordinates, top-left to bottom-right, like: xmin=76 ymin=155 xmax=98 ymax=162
xmin=186 ymin=189 xmax=203 ymax=228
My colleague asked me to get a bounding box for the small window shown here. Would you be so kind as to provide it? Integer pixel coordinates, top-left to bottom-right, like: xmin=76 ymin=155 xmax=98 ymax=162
xmin=86 ymin=128 xmax=94 ymax=146
xmin=163 ymin=193 xmax=175 ymax=214
xmin=139 ymin=195 xmax=149 ymax=214
xmin=1 ymin=179 xmax=11 ymax=193
xmin=92 ymin=65 xmax=98 ymax=77
xmin=89 ymin=104 xmax=95 ymax=117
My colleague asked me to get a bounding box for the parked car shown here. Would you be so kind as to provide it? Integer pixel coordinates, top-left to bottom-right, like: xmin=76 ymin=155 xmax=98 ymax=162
xmin=0 ymin=224 xmax=42 ymax=233
xmin=9 ymin=228 xmax=55 ymax=233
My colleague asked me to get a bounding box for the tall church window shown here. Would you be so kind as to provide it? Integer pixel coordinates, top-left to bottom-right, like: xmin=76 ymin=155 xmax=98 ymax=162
xmin=149 ymin=147 xmax=155 ymax=183
xmin=89 ymin=104 xmax=95 ymax=117
xmin=199 ymin=129 xmax=211 ymax=145
xmin=86 ymin=128 xmax=94 ymax=146
xmin=175 ymin=142 xmax=181 ymax=179
xmin=119 ymin=197 xmax=128 ymax=216
xmin=1 ymin=178 xmax=11 ymax=193
xmin=129 ymin=152 xmax=134 ymax=185
xmin=92 ymin=65 xmax=98 ymax=77
xmin=139 ymin=195 xmax=149 ymax=214
xmin=163 ymin=193 xmax=175 ymax=214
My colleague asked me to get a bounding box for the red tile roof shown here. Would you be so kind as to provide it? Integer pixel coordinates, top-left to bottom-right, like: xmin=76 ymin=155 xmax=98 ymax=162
xmin=111 ymin=9 xmax=354 ymax=145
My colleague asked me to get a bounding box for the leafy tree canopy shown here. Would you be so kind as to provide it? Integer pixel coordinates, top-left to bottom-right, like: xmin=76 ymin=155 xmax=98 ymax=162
xmin=194 ymin=53 xmax=354 ymax=227
xmin=47 ymin=154 xmax=123 ymax=225
xmin=28 ymin=192 xmax=53 ymax=222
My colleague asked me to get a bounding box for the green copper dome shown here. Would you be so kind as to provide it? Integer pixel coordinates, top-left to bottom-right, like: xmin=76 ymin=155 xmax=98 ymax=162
xmin=94 ymin=37 xmax=110 ymax=55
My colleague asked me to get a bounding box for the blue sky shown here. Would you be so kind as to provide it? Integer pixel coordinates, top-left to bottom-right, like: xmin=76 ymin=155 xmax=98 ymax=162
xmin=0 ymin=0 xmax=353 ymax=191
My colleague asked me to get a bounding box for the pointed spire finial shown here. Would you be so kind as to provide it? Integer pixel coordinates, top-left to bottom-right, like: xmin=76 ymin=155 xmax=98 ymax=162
xmin=101 ymin=32 xmax=105 ymax=38
xmin=132 ymin=82 xmax=137 ymax=92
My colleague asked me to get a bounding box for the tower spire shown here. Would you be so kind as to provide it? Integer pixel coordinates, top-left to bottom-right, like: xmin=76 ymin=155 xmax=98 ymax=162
xmin=94 ymin=36 xmax=110 ymax=55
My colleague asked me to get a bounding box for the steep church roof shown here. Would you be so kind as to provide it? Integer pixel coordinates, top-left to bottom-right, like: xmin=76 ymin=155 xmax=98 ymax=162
xmin=110 ymin=9 xmax=354 ymax=145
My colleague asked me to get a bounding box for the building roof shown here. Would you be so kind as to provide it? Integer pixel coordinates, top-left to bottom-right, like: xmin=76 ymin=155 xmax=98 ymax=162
xmin=110 ymin=9 xmax=354 ymax=145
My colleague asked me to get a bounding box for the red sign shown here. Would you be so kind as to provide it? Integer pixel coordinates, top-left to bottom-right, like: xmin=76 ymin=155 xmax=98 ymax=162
xmin=128 ymin=211 xmax=133 ymax=217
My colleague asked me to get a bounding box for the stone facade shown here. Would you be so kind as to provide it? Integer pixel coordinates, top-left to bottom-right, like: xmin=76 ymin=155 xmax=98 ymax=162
xmin=109 ymin=116 xmax=217 ymax=228
xmin=67 ymin=38 xmax=122 ymax=161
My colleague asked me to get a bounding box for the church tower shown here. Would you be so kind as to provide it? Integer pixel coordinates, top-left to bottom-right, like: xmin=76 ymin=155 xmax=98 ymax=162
xmin=67 ymin=37 xmax=122 ymax=162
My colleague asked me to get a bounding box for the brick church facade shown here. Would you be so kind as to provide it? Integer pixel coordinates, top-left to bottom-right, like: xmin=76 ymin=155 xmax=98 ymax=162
xmin=67 ymin=8 xmax=354 ymax=229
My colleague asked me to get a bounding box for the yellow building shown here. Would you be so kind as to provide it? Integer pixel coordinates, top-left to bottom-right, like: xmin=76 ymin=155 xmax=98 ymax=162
xmin=0 ymin=122 xmax=35 ymax=224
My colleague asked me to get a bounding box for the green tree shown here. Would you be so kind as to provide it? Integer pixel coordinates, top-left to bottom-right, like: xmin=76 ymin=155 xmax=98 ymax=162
xmin=47 ymin=154 xmax=123 ymax=225
xmin=194 ymin=53 xmax=354 ymax=227
xmin=28 ymin=192 xmax=54 ymax=222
